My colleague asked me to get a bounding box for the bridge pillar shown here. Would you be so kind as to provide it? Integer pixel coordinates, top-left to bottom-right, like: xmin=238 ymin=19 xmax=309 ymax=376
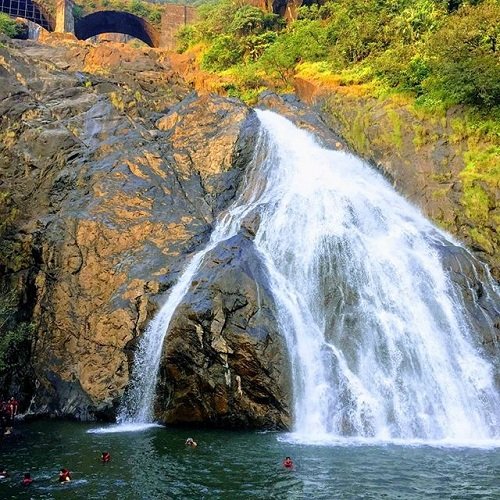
xmin=160 ymin=5 xmax=197 ymax=50
xmin=55 ymin=0 xmax=75 ymax=33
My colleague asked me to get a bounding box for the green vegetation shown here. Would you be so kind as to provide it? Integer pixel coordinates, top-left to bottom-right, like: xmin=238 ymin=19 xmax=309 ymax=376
xmin=0 ymin=289 xmax=34 ymax=376
xmin=0 ymin=13 xmax=20 ymax=37
xmin=178 ymin=0 xmax=499 ymax=260
xmin=177 ymin=0 xmax=499 ymax=113
xmin=460 ymin=144 xmax=499 ymax=252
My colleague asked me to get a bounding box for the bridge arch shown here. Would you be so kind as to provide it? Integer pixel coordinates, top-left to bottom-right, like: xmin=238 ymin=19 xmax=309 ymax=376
xmin=74 ymin=10 xmax=160 ymax=48
xmin=0 ymin=0 xmax=53 ymax=30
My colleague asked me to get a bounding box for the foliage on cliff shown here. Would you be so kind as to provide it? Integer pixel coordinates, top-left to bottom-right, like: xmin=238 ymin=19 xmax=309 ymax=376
xmin=0 ymin=13 xmax=20 ymax=37
xmin=177 ymin=0 xmax=499 ymax=114
xmin=177 ymin=0 xmax=499 ymax=271
xmin=0 ymin=289 xmax=34 ymax=394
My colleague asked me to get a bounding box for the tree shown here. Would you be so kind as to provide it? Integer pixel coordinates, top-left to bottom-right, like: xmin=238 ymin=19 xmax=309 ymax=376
xmin=424 ymin=1 xmax=500 ymax=108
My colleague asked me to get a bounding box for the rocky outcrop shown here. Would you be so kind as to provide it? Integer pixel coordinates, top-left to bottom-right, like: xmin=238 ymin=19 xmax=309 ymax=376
xmin=0 ymin=39 xmax=291 ymax=426
xmin=157 ymin=231 xmax=291 ymax=429
xmin=293 ymin=78 xmax=499 ymax=280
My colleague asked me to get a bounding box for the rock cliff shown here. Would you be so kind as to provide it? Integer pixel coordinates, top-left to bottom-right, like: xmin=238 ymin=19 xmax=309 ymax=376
xmin=0 ymin=38 xmax=290 ymax=426
xmin=0 ymin=37 xmax=497 ymax=427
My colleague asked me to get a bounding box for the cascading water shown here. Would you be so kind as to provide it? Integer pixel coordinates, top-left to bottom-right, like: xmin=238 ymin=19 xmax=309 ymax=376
xmin=27 ymin=21 xmax=41 ymax=41
xmin=117 ymin=109 xmax=499 ymax=444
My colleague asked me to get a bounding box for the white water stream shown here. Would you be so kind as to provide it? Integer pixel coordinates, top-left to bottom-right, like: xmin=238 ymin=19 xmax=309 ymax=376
xmin=116 ymin=110 xmax=499 ymax=444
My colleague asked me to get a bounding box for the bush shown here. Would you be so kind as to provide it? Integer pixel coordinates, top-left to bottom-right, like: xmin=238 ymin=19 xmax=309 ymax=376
xmin=0 ymin=13 xmax=19 ymax=37
xmin=230 ymin=5 xmax=267 ymax=36
xmin=0 ymin=290 xmax=34 ymax=375
xmin=176 ymin=25 xmax=200 ymax=52
xmin=130 ymin=0 xmax=149 ymax=18
xmin=424 ymin=1 xmax=500 ymax=108
xmin=201 ymin=34 xmax=244 ymax=70
xmin=373 ymin=45 xmax=431 ymax=94
xmin=243 ymin=31 xmax=277 ymax=61
xmin=148 ymin=9 xmax=161 ymax=24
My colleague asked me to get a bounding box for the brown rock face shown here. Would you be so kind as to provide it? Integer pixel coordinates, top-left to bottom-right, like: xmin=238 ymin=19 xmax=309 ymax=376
xmin=1 ymin=39 xmax=288 ymax=425
xmin=2 ymin=39 xmax=496 ymax=428
xmin=156 ymin=233 xmax=291 ymax=429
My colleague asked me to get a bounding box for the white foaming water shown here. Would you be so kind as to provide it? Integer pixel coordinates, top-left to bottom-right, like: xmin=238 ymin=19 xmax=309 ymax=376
xmin=118 ymin=110 xmax=499 ymax=444
xmin=87 ymin=423 xmax=162 ymax=434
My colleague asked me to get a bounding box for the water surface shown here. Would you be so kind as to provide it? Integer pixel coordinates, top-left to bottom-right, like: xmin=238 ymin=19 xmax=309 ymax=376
xmin=0 ymin=421 xmax=498 ymax=499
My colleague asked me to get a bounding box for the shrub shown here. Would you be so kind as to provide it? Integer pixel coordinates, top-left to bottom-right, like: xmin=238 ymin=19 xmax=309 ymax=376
xmin=0 ymin=290 xmax=34 ymax=375
xmin=0 ymin=13 xmax=19 ymax=37
xmin=201 ymin=34 xmax=244 ymax=70
xmin=424 ymin=1 xmax=500 ymax=108
xmin=176 ymin=25 xmax=200 ymax=52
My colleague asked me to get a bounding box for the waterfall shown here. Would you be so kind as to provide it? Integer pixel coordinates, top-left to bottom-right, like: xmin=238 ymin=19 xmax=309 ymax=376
xmin=27 ymin=21 xmax=41 ymax=41
xmin=118 ymin=109 xmax=499 ymax=443
xmin=117 ymin=132 xmax=269 ymax=424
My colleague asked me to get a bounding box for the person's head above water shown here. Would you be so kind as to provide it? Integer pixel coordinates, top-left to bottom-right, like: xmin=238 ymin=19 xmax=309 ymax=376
xmin=22 ymin=472 xmax=33 ymax=485
xmin=185 ymin=437 xmax=197 ymax=447
xmin=59 ymin=468 xmax=71 ymax=481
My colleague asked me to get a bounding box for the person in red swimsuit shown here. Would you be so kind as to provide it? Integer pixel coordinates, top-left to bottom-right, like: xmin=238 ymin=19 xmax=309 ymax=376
xmin=58 ymin=468 xmax=71 ymax=482
xmin=22 ymin=472 xmax=33 ymax=486
xmin=101 ymin=451 xmax=111 ymax=463
xmin=283 ymin=457 xmax=294 ymax=469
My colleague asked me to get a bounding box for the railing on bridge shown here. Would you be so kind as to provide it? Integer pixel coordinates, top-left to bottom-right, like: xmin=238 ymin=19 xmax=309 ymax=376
xmin=0 ymin=0 xmax=52 ymax=29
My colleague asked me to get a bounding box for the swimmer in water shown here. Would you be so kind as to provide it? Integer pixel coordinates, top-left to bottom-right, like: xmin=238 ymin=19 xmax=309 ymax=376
xmin=101 ymin=451 xmax=111 ymax=463
xmin=185 ymin=437 xmax=197 ymax=448
xmin=283 ymin=457 xmax=294 ymax=469
xmin=58 ymin=468 xmax=71 ymax=482
xmin=22 ymin=472 xmax=33 ymax=486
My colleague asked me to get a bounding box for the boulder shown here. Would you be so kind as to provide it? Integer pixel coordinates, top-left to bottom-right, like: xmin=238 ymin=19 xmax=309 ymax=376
xmin=156 ymin=232 xmax=291 ymax=429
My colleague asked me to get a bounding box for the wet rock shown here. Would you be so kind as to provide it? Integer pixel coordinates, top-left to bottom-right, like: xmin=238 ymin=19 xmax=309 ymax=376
xmin=0 ymin=40 xmax=270 ymax=422
xmin=156 ymin=233 xmax=292 ymax=429
xmin=432 ymin=241 xmax=499 ymax=362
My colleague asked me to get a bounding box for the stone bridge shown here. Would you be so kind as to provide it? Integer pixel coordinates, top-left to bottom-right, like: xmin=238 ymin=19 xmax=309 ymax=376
xmin=0 ymin=0 xmax=196 ymax=49
xmin=0 ymin=0 xmax=310 ymax=49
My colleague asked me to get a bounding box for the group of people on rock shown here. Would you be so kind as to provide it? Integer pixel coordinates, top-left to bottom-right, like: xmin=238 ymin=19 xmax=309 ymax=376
xmin=0 ymin=396 xmax=19 ymax=435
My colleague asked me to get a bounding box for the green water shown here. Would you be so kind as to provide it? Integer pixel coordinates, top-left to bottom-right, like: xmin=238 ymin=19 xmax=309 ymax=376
xmin=0 ymin=421 xmax=498 ymax=499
